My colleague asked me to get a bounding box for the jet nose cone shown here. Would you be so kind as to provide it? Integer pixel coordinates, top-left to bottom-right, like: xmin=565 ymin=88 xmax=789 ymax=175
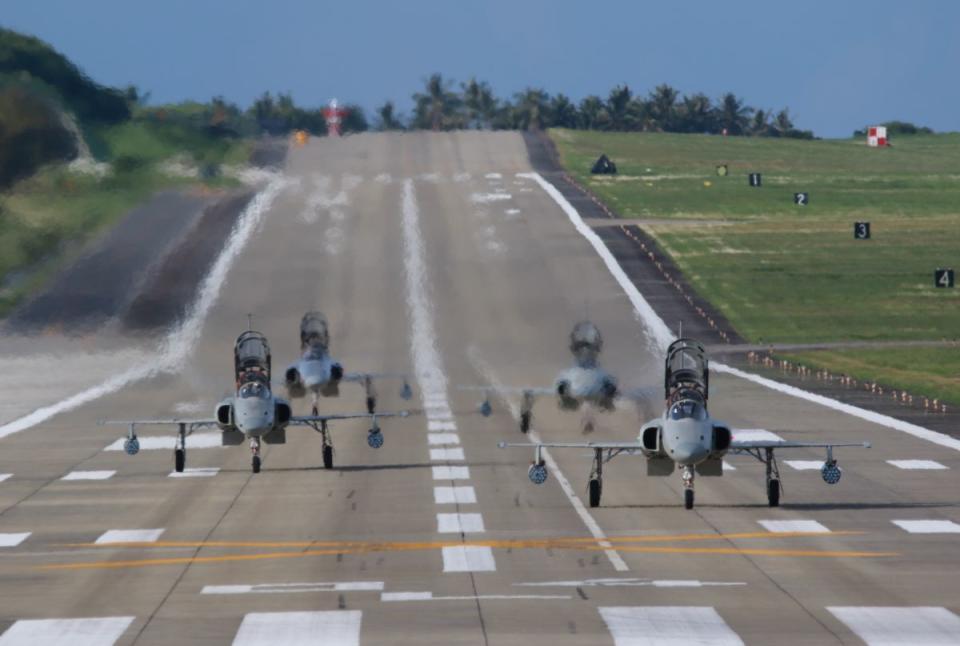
xmin=670 ymin=442 xmax=709 ymax=466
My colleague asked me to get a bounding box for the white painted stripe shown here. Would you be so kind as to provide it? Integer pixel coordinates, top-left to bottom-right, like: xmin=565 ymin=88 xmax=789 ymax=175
xmin=441 ymin=546 xmax=496 ymax=572
xmin=732 ymin=429 xmax=784 ymax=443
xmin=61 ymin=470 xmax=116 ymax=481
xmin=526 ymin=172 xmax=960 ymax=454
xmin=95 ymin=528 xmax=164 ymax=544
xmin=722 ymin=461 xmax=736 ymax=471
xmin=202 ymin=581 xmax=383 ymax=595
xmin=426 ymin=411 xmax=454 ymax=422
xmin=828 ymin=606 xmax=960 ymax=645
xmin=758 ymin=520 xmax=830 ymax=533
xmin=0 ymin=179 xmax=288 ymax=440
xmin=428 ymin=433 xmax=460 ymax=446
xmin=785 ymin=460 xmax=824 ymax=471
xmin=430 ymin=447 xmax=465 ymax=461
xmin=892 ymin=520 xmax=960 ymax=534
xmin=169 ymin=467 xmax=221 ymax=478
xmin=105 ymin=433 xmax=222 ymax=451
xmin=0 ymin=616 xmax=134 ymax=646
xmin=0 ymin=533 xmax=30 ymax=547
xmin=232 ymin=611 xmax=361 ymax=646
xmin=516 ymin=578 xmax=745 ymax=588
xmin=599 ymin=606 xmax=744 ymax=645
xmin=887 ymin=460 xmax=947 ymax=470
xmin=467 ymin=348 xmax=629 ymax=572
xmin=432 ymin=466 xmax=470 ymax=480
xmin=436 ymin=513 xmax=485 ymax=533
xmin=433 ymin=486 xmax=476 ymax=504
xmin=428 ymin=420 xmax=457 ymax=431
xmin=381 ymin=592 xmax=568 ymax=602
xmin=0 ymin=474 xmax=12 ymax=483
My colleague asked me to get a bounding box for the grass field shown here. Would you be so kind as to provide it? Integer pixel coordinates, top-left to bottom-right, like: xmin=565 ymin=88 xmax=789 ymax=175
xmin=550 ymin=128 xmax=960 ymax=403
xmin=0 ymin=121 xmax=252 ymax=315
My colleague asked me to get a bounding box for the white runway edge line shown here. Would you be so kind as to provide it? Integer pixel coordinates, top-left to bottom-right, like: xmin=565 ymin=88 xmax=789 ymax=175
xmin=232 ymin=611 xmax=361 ymax=646
xmin=468 ymin=348 xmax=629 ymax=572
xmin=0 ymin=616 xmax=134 ymax=646
xmin=0 ymin=177 xmax=290 ymax=440
xmin=599 ymin=606 xmax=744 ymax=646
xmin=522 ymin=171 xmax=960 ymax=453
xmin=827 ymin=606 xmax=960 ymax=645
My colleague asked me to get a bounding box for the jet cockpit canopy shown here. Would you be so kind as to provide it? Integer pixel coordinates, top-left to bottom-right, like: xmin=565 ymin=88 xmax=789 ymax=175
xmin=235 ymin=330 xmax=271 ymax=388
xmin=570 ymin=320 xmax=603 ymax=366
xmin=300 ymin=311 xmax=330 ymax=350
xmin=665 ymin=338 xmax=708 ymax=404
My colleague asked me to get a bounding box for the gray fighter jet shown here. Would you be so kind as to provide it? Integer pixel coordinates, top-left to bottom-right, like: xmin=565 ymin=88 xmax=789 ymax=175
xmin=475 ymin=321 xmax=643 ymax=434
xmin=108 ymin=329 xmax=407 ymax=473
xmin=284 ymin=312 xmax=412 ymax=415
xmin=499 ymin=338 xmax=870 ymax=509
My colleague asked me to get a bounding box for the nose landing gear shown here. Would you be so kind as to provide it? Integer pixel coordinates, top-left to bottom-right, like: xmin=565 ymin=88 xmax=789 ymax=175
xmin=251 ymin=437 xmax=261 ymax=473
xmin=681 ymin=464 xmax=695 ymax=509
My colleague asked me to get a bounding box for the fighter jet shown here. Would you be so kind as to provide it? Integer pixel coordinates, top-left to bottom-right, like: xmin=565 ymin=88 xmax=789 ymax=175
xmin=499 ymin=338 xmax=870 ymax=509
xmin=473 ymin=321 xmax=645 ymax=433
xmin=284 ymin=312 xmax=413 ymax=415
xmin=107 ymin=329 xmax=408 ymax=473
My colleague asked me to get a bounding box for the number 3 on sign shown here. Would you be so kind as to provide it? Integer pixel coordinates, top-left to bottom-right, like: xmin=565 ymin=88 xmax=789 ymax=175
xmin=854 ymin=222 xmax=870 ymax=239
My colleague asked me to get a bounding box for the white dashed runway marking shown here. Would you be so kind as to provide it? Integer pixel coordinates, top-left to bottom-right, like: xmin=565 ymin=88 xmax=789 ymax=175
xmin=785 ymin=460 xmax=824 ymax=471
xmin=441 ymin=546 xmax=496 ymax=572
xmin=722 ymin=461 xmax=736 ymax=471
xmin=433 ymin=486 xmax=476 ymax=504
xmin=0 ymin=616 xmax=134 ymax=646
xmin=202 ymin=581 xmax=383 ymax=595
xmin=828 ymin=606 xmax=960 ymax=645
xmin=427 ymin=420 xmax=457 ymax=431
xmin=61 ymin=470 xmax=116 ymax=481
xmin=169 ymin=467 xmax=220 ymax=478
xmin=95 ymin=529 xmax=164 ymax=544
xmin=430 ymin=447 xmax=465 ymax=461
xmin=599 ymin=606 xmax=744 ymax=645
xmin=232 ymin=610 xmax=361 ymax=646
xmin=432 ymin=466 xmax=470 ymax=480
xmin=436 ymin=513 xmax=485 ymax=533
xmin=0 ymin=474 xmax=12 ymax=483
xmin=0 ymin=533 xmax=31 ymax=548
xmin=381 ymin=591 xmax=568 ymax=602
xmin=427 ymin=433 xmax=460 ymax=446
xmin=892 ymin=520 xmax=960 ymax=534
xmin=758 ymin=520 xmax=830 ymax=533
xmin=516 ymin=578 xmax=746 ymax=589
xmin=886 ymin=459 xmax=947 ymax=470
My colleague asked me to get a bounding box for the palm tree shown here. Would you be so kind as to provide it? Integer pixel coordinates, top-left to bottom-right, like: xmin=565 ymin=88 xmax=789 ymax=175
xmin=578 ymin=95 xmax=608 ymax=130
xmin=678 ymin=93 xmax=715 ymax=133
xmin=412 ymin=74 xmax=463 ymax=130
xmin=772 ymin=109 xmax=794 ymax=136
xmin=749 ymin=108 xmax=771 ymax=136
xmin=549 ymin=93 xmax=578 ymax=128
xmin=513 ymin=88 xmax=551 ymax=131
xmin=606 ymin=85 xmax=634 ymax=130
xmin=375 ymin=101 xmax=404 ymax=131
xmin=717 ymin=92 xmax=752 ymax=135
xmin=647 ymin=84 xmax=678 ymax=131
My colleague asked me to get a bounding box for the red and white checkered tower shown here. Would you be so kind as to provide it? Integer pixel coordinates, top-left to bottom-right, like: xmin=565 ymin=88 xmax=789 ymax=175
xmin=322 ymin=98 xmax=348 ymax=137
xmin=867 ymin=125 xmax=888 ymax=147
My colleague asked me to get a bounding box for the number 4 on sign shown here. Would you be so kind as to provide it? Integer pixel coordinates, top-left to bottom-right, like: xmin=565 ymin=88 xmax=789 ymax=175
xmin=935 ymin=269 xmax=954 ymax=288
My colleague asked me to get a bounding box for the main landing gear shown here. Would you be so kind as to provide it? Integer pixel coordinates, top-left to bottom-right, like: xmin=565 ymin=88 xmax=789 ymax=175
xmin=764 ymin=447 xmax=781 ymax=507
xmin=520 ymin=390 xmax=534 ymax=433
xmin=364 ymin=376 xmax=376 ymax=414
xmin=588 ymin=448 xmax=604 ymax=508
xmin=174 ymin=422 xmax=187 ymax=473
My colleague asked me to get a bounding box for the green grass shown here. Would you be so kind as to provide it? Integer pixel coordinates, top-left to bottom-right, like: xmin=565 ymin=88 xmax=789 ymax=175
xmin=550 ymin=128 xmax=960 ymax=402
xmin=0 ymin=120 xmax=253 ymax=315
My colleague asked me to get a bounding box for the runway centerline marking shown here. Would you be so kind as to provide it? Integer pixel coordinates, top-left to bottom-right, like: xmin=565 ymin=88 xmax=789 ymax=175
xmin=60 ymin=470 xmax=115 ymax=481
xmin=432 ymin=466 xmax=470 ymax=480
xmin=95 ymin=529 xmax=164 ymax=544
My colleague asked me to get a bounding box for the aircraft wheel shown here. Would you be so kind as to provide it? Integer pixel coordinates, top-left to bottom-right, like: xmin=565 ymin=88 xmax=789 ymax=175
xmin=174 ymin=449 xmax=185 ymax=473
xmin=312 ymin=406 xmax=319 ymax=416
xmin=252 ymin=455 xmax=261 ymax=474
xmin=366 ymin=397 xmax=376 ymax=414
xmin=588 ymin=479 xmax=602 ymax=508
xmin=684 ymin=489 xmax=694 ymax=510
xmin=767 ymin=479 xmax=780 ymax=507
xmin=520 ymin=412 xmax=531 ymax=433
xmin=323 ymin=445 xmax=334 ymax=469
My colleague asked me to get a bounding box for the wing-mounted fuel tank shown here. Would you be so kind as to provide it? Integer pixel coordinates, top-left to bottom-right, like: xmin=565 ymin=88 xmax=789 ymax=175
xmin=569 ymin=320 xmax=603 ymax=367
xmin=300 ymin=311 xmax=330 ymax=351
xmin=664 ymin=338 xmax=709 ymax=405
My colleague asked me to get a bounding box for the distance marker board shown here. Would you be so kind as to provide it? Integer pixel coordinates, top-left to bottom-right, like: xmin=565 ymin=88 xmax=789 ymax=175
xmin=935 ymin=268 xmax=954 ymax=288
xmin=854 ymin=222 xmax=870 ymax=239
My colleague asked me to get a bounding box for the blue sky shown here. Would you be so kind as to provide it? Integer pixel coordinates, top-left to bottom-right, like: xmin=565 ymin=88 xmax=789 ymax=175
xmin=5 ymin=0 xmax=958 ymax=137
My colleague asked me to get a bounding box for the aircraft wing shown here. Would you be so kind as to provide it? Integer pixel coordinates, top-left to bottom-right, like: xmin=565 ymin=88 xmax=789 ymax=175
xmin=498 ymin=440 xmax=645 ymax=451
xmin=458 ymin=385 xmax=554 ymax=396
xmin=730 ymin=440 xmax=871 ymax=450
xmin=100 ymin=419 xmax=218 ymax=430
xmin=289 ymin=410 xmax=409 ymax=425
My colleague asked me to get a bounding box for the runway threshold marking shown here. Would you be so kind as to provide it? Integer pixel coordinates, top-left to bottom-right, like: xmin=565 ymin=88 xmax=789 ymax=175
xmin=41 ymin=531 xmax=891 ymax=571
xmin=233 ymin=610 xmax=361 ymax=646
xmin=828 ymin=606 xmax=960 ymax=645
xmin=0 ymin=616 xmax=134 ymax=646
xmin=600 ymin=606 xmax=744 ymax=646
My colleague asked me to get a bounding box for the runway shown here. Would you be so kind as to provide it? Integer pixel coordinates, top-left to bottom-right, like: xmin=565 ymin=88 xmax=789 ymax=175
xmin=0 ymin=131 xmax=958 ymax=645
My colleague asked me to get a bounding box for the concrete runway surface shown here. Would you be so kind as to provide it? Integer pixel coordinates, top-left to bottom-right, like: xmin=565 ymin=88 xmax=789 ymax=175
xmin=0 ymin=132 xmax=958 ymax=645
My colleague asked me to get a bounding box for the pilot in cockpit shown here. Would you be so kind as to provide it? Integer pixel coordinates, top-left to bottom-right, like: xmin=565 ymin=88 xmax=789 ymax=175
xmin=670 ymin=400 xmax=706 ymax=421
